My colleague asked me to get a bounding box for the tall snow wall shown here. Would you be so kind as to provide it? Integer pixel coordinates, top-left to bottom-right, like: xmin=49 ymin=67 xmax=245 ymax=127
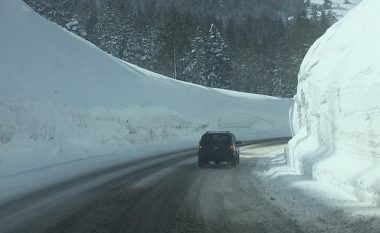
xmin=288 ymin=0 xmax=380 ymax=205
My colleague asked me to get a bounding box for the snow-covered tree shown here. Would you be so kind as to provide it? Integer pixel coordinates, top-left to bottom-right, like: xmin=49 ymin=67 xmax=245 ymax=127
xmin=181 ymin=27 xmax=207 ymax=85
xmin=323 ymin=0 xmax=333 ymax=9
xmin=24 ymin=0 xmax=75 ymax=26
xmin=205 ymin=24 xmax=233 ymax=89
xmin=122 ymin=25 xmax=159 ymax=71
xmin=65 ymin=15 xmax=87 ymax=37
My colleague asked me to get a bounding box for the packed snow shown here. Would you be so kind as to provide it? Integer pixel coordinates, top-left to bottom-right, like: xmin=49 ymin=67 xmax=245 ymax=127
xmin=246 ymin=143 xmax=380 ymax=233
xmin=288 ymin=0 xmax=380 ymax=205
xmin=0 ymin=0 xmax=292 ymax=203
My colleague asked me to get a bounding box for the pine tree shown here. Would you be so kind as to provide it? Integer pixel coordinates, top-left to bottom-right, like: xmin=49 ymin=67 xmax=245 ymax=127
xmin=225 ymin=18 xmax=236 ymax=49
xmin=181 ymin=27 xmax=207 ymax=85
xmin=205 ymin=24 xmax=233 ymax=89
xmin=94 ymin=7 xmax=120 ymax=57
xmin=65 ymin=14 xmax=86 ymax=37
xmin=84 ymin=3 xmax=98 ymax=44
xmin=122 ymin=24 xmax=159 ymax=71
xmin=155 ymin=7 xmax=180 ymax=78
xmin=24 ymin=0 xmax=75 ymax=26
xmin=323 ymin=0 xmax=332 ymax=9
xmin=155 ymin=7 xmax=192 ymax=79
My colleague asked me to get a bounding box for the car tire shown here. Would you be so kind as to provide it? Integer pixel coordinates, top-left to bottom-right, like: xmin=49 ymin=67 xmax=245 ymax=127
xmin=198 ymin=157 xmax=204 ymax=168
xmin=231 ymin=158 xmax=237 ymax=168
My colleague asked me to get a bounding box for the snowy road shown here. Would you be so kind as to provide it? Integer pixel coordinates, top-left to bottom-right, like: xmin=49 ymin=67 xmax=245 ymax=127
xmin=2 ymin=138 xmax=375 ymax=233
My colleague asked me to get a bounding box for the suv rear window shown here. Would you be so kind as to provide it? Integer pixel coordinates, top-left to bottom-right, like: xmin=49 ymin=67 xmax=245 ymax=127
xmin=202 ymin=134 xmax=232 ymax=144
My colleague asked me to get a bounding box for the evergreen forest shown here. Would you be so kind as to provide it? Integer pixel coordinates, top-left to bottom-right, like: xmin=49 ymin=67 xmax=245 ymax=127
xmin=23 ymin=0 xmax=336 ymax=97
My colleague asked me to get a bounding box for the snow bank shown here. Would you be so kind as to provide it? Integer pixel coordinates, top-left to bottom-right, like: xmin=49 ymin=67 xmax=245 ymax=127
xmin=0 ymin=0 xmax=291 ymax=188
xmin=288 ymin=0 xmax=380 ymax=205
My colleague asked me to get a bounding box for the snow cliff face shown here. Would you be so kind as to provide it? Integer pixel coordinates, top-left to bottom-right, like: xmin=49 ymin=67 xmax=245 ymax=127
xmin=289 ymin=0 xmax=380 ymax=205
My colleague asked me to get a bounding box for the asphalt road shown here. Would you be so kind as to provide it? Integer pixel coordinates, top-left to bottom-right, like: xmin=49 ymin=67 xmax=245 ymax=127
xmin=1 ymin=138 xmax=304 ymax=233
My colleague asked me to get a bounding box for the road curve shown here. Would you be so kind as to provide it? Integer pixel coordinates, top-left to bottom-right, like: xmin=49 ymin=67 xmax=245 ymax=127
xmin=1 ymin=138 xmax=304 ymax=233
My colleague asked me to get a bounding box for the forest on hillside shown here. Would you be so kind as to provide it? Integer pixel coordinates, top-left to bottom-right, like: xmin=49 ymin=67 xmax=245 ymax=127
xmin=23 ymin=0 xmax=335 ymax=97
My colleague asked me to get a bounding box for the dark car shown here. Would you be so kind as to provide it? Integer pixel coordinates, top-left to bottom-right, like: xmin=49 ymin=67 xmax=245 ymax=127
xmin=198 ymin=131 xmax=241 ymax=168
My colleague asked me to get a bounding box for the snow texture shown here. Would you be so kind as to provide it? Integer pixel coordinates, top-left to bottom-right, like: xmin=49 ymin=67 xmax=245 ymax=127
xmin=0 ymin=0 xmax=292 ymax=202
xmin=251 ymin=144 xmax=380 ymax=233
xmin=289 ymin=0 xmax=380 ymax=205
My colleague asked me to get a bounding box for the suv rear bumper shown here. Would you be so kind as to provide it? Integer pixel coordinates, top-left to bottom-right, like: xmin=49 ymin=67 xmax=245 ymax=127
xmin=198 ymin=151 xmax=236 ymax=163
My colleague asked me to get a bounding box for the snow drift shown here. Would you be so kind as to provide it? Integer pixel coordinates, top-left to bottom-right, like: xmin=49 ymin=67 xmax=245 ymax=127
xmin=288 ymin=0 xmax=380 ymax=205
xmin=0 ymin=0 xmax=291 ymax=184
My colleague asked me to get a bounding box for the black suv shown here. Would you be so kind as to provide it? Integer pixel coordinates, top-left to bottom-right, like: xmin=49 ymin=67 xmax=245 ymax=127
xmin=198 ymin=131 xmax=241 ymax=168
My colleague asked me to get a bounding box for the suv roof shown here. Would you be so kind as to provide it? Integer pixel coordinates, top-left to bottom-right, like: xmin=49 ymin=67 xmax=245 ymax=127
xmin=200 ymin=131 xmax=236 ymax=143
xmin=204 ymin=131 xmax=232 ymax=134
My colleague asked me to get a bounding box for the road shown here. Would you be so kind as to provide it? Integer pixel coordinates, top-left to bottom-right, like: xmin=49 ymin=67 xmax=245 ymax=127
xmin=1 ymin=138 xmax=305 ymax=233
